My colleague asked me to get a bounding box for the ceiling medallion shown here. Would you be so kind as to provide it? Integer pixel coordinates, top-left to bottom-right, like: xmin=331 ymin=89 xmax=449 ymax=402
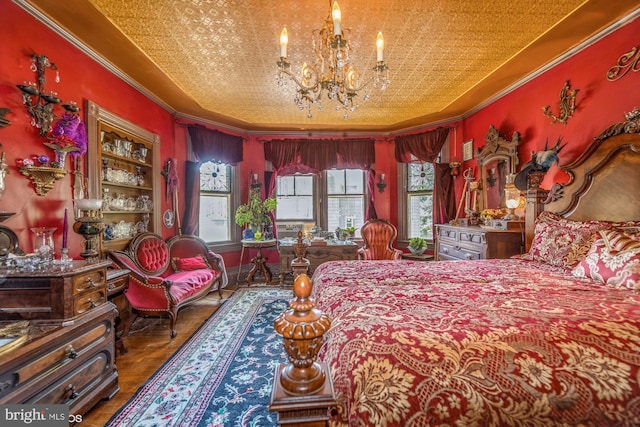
xmin=276 ymin=1 xmax=390 ymax=119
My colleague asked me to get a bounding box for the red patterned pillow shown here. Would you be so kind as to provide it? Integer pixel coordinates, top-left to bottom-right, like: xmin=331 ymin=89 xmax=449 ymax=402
xmin=572 ymin=229 xmax=640 ymax=289
xmin=523 ymin=212 xmax=612 ymax=269
xmin=171 ymin=255 xmax=211 ymax=271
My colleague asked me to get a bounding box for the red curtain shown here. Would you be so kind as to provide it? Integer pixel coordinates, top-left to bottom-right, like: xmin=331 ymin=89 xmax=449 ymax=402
xmin=187 ymin=125 xmax=243 ymax=165
xmin=182 ymin=126 xmax=244 ymax=235
xmin=394 ymin=126 xmax=450 ymax=163
xmin=395 ymin=127 xmax=455 ymax=234
xmin=263 ymin=138 xmax=377 ymax=218
xmin=434 ymin=163 xmax=456 ymax=227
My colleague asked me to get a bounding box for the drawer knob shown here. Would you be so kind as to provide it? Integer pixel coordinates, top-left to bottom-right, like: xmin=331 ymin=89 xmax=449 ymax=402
xmin=88 ymin=299 xmax=97 ymax=308
xmin=465 ymin=254 xmax=473 ymax=260
xmin=443 ymin=248 xmax=449 ymax=254
xmin=65 ymin=383 xmax=79 ymax=399
xmin=85 ymin=277 xmax=96 ymax=288
xmin=66 ymin=345 xmax=78 ymax=359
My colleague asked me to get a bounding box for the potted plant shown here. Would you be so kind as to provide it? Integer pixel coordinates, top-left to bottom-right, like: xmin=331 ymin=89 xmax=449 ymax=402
xmin=408 ymin=237 xmax=427 ymax=255
xmin=234 ymin=185 xmax=277 ymax=240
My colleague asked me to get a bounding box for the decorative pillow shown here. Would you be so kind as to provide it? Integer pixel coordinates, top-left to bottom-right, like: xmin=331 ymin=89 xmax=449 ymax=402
xmin=523 ymin=212 xmax=612 ymax=269
xmin=171 ymin=254 xmax=212 ymax=271
xmin=572 ymin=229 xmax=640 ymax=290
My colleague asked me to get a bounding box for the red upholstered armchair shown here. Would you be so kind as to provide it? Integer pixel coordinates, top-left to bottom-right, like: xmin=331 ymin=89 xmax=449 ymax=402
xmin=109 ymin=232 xmax=228 ymax=338
xmin=357 ymin=219 xmax=403 ymax=260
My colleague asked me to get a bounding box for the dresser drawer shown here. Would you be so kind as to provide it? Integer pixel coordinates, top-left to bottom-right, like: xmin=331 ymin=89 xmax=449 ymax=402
xmin=1 ymin=314 xmax=112 ymax=399
xmin=73 ymin=268 xmax=106 ymax=295
xmin=438 ymin=242 xmax=481 ymax=261
xmin=28 ymin=349 xmax=113 ymax=405
xmin=74 ymin=289 xmax=107 ymax=316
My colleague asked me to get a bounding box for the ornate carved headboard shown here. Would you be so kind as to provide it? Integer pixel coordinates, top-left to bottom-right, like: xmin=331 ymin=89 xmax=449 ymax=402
xmin=525 ymin=108 xmax=640 ymax=249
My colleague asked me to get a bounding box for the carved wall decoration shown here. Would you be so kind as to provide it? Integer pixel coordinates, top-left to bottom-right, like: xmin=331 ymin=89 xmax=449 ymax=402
xmin=542 ymin=81 xmax=578 ymax=125
xmin=606 ymin=46 xmax=640 ymax=81
xmin=0 ymin=108 xmax=10 ymax=128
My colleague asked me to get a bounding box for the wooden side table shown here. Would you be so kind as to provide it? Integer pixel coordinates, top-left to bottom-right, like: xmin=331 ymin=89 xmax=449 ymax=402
xmin=238 ymin=239 xmax=277 ymax=285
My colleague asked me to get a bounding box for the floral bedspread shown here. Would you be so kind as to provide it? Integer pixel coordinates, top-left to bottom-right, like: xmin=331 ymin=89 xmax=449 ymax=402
xmin=311 ymin=259 xmax=640 ymax=426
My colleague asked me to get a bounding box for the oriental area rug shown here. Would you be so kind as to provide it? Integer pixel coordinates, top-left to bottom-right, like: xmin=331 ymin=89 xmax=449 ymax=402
xmin=107 ymin=287 xmax=292 ymax=427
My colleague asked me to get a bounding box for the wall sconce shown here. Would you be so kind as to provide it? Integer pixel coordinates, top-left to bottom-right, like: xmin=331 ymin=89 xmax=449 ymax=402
xmin=377 ymin=173 xmax=387 ymax=193
xmin=17 ymin=54 xmax=78 ymax=137
xmin=449 ymin=161 xmax=461 ymax=177
xmin=251 ymin=172 xmax=261 ymax=189
xmin=486 ymin=167 xmax=497 ymax=188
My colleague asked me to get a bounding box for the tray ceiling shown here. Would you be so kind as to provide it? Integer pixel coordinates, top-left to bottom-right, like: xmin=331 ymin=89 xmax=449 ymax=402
xmin=21 ymin=0 xmax=640 ymax=133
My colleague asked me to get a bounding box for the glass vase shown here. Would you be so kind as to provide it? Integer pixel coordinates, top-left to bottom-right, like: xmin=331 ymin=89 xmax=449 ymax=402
xmin=31 ymin=227 xmax=57 ymax=259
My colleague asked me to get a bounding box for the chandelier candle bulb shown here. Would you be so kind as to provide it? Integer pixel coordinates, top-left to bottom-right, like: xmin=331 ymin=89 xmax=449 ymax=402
xmin=280 ymin=27 xmax=288 ymax=58
xmin=332 ymin=1 xmax=341 ymax=36
xmin=377 ymin=32 xmax=384 ymax=62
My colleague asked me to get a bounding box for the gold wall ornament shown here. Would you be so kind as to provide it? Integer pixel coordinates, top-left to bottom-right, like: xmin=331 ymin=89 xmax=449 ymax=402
xmin=542 ymin=80 xmax=578 ymax=125
xmin=607 ymin=46 xmax=640 ymax=81
xmin=19 ymin=166 xmax=67 ymax=196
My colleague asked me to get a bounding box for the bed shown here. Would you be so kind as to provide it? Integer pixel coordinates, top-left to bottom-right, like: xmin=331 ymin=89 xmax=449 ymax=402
xmin=300 ymin=109 xmax=640 ymax=426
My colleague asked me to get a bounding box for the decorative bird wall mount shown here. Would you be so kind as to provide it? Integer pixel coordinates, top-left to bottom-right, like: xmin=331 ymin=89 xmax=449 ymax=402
xmin=514 ymin=137 xmax=567 ymax=191
xmin=542 ymin=81 xmax=578 ymax=125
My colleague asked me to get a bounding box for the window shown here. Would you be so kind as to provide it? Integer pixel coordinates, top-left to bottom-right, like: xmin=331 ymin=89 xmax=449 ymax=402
xmin=199 ymin=161 xmax=233 ymax=243
xmin=404 ymin=162 xmax=435 ymax=240
xmin=326 ymin=169 xmax=366 ymax=236
xmin=275 ymin=174 xmax=315 ymax=220
xmin=274 ymin=169 xmax=366 ymax=236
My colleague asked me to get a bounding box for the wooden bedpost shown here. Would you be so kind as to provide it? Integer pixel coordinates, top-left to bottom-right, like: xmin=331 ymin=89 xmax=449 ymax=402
xmin=525 ymin=171 xmax=549 ymax=252
xmin=269 ymin=273 xmax=336 ymax=426
xmin=291 ymin=231 xmax=310 ymax=279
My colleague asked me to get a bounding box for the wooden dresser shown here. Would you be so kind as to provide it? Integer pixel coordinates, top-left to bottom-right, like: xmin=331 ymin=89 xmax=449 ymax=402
xmin=0 ymin=261 xmax=118 ymax=419
xmin=435 ymin=224 xmax=524 ymax=261
xmin=0 ymin=260 xmax=111 ymax=321
xmin=0 ymin=303 xmax=119 ymax=417
xmin=278 ymin=241 xmax=358 ymax=283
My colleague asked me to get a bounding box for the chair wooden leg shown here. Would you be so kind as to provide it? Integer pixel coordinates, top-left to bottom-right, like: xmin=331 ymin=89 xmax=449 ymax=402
xmin=168 ymin=310 xmax=178 ymax=338
xmin=123 ymin=312 xmax=138 ymax=337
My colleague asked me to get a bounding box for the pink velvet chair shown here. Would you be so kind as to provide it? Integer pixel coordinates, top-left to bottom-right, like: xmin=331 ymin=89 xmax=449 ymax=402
xmin=357 ymin=219 xmax=403 ymax=260
xmin=109 ymin=232 xmax=227 ymax=338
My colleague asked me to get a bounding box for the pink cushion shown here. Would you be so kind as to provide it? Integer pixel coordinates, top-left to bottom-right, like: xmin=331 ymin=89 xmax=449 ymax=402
xmin=171 ymin=255 xmax=211 ymax=271
xmin=167 ymin=269 xmax=217 ymax=301
xmin=572 ymin=229 xmax=640 ymax=290
xmin=523 ymin=212 xmax=612 ymax=269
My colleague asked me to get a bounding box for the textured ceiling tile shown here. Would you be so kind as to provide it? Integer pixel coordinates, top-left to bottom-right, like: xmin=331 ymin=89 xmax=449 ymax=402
xmin=82 ymin=0 xmax=609 ymax=129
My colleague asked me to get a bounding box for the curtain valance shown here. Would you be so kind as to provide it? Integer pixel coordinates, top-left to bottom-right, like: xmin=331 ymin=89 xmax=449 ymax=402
xmin=187 ymin=125 xmax=244 ymax=165
xmin=394 ymin=126 xmax=451 ymax=163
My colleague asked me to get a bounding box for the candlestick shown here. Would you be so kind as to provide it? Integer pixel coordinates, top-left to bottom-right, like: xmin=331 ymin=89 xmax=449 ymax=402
xmin=62 ymin=208 xmax=68 ymax=249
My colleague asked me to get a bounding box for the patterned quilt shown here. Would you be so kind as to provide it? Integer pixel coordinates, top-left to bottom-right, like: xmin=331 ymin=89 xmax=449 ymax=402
xmin=311 ymin=259 xmax=640 ymax=426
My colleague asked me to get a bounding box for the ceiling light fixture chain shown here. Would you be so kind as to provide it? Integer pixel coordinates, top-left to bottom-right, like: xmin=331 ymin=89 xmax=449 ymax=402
xmin=276 ymin=1 xmax=390 ymax=120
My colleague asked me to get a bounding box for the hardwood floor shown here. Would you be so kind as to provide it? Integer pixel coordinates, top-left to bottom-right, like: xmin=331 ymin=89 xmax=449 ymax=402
xmin=80 ymin=287 xmax=237 ymax=426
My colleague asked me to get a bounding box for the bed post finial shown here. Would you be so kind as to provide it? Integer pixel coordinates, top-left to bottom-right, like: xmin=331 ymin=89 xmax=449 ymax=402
xmin=273 ymin=273 xmax=331 ymax=395
xmin=270 ymin=274 xmax=336 ymax=425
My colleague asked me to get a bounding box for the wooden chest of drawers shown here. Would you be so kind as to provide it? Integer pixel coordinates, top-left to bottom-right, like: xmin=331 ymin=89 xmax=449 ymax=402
xmin=0 ymin=261 xmax=111 ymax=322
xmin=0 ymin=303 xmax=119 ymax=417
xmin=435 ymin=224 xmax=523 ymax=261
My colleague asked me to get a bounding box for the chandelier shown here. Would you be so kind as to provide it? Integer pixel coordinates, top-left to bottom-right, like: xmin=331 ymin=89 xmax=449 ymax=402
xmin=276 ymin=1 xmax=390 ymax=119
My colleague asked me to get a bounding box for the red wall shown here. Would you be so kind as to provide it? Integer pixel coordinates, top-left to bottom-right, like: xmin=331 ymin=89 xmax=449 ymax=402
xmin=1 ymin=0 xmax=638 ymax=264
xmin=453 ymin=16 xmax=640 ymax=203
xmin=0 ymin=0 xmax=176 ymax=257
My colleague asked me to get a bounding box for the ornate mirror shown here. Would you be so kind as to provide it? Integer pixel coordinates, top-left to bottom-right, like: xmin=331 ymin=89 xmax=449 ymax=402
xmin=476 ymin=125 xmax=521 ymax=211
